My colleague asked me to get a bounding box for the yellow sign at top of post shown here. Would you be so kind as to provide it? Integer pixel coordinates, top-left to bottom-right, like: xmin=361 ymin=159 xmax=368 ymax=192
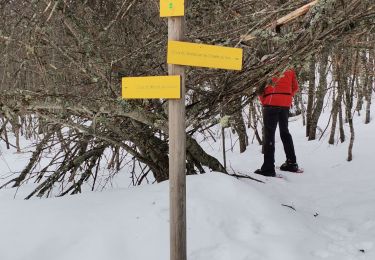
xmin=160 ymin=0 xmax=184 ymax=17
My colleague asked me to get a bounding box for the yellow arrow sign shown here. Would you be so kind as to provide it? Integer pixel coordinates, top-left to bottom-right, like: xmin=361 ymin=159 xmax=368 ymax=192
xmin=160 ymin=0 xmax=184 ymax=17
xmin=122 ymin=76 xmax=181 ymax=99
xmin=167 ymin=41 xmax=243 ymax=71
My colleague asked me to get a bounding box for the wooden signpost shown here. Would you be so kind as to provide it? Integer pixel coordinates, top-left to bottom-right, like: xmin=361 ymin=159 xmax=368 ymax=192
xmin=122 ymin=1 xmax=243 ymax=260
xmin=167 ymin=12 xmax=187 ymax=260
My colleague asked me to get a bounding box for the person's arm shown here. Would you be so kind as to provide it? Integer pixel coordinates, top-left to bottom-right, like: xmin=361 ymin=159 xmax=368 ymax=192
xmin=258 ymin=94 xmax=265 ymax=104
xmin=257 ymin=81 xmax=267 ymax=104
xmin=291 ymin=70 xmax=299 ymax=96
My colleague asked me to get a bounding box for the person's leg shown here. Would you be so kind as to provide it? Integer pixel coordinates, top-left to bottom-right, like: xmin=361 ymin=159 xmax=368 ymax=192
xmin=279 ymin=108 xmax=297 ymax=163
xmin=261 ymin=106 xmax=278 ymax=172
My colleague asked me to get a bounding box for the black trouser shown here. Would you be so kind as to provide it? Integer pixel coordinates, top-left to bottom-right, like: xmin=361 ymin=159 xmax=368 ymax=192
xmin=261 ymin=106 xmax=296 ymax=171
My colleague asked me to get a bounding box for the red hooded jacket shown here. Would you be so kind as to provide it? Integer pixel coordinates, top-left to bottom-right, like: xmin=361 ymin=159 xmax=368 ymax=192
xmin=259 ymin=69 xmax=299 ymax=107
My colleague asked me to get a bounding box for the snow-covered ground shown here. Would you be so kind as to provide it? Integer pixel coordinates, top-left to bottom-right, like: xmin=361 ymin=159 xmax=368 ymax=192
xmin=1 ymin=102 xmax=374 ymax=260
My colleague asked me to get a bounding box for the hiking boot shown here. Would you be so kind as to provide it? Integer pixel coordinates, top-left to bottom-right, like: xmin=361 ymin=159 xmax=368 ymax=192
xmin=254 ymin=168 xmax=276 ymax=177
xmin=280 ymin=161 xmax=299 ymax=172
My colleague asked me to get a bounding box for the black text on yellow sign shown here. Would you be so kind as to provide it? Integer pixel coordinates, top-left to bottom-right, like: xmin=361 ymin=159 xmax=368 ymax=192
xmin=122 ymin=76 xmax=181 ymax=99
xmin=167 ymin=41 xmax=243 ymax=71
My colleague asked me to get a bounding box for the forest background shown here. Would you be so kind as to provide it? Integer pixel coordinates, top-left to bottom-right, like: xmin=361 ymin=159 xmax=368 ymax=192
xmin=0 ymin=0 xmax=374 ymax=198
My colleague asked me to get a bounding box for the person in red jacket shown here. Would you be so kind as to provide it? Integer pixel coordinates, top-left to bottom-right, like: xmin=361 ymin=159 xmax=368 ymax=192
xmin=254 ymin=69 xmax=300 ymax=177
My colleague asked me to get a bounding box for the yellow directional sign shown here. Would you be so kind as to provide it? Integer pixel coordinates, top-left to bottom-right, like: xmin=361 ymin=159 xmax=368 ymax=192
xmin=122 ymin=76 xmax=181 ymax=99
xmin=167 ymin=40 xmax=243 ymax=71
xmin=160 ymin=0 xmax=184 ymax=17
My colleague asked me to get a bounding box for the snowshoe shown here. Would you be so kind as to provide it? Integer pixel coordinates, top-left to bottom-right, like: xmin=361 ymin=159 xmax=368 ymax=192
xmin=279 ymin=161 xmax=303 ymax=173
xmin=254 ymin=168 xmax=276 ymax=177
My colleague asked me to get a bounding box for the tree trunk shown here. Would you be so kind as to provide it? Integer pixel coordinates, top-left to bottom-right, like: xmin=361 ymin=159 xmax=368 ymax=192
xmin=306 ymin=55 xmax=316 ymax=136
xmin=297 ymin=91 xmax=306 ymax=126
xmin=248 ymin=101 xmax=262 ymax=145
xmin=365 ymin=77 xmax=373 ymax=124
xmin=309 ymin=48 xmax=329 ymax=140
xmin=329 ymin=53 xmax=343 ymax=145
xmin=338 ymin=102 xmax=345 ymax=143
xmin=346 ymin=50 xmax=359 ymax=161
xmin=1 ymin=117 xmax=10 ymax=149
xmin=232 ymin=97 xmax=248 ymax=153
xmin=328 ymin=87 xmax=341 ymax=145
xmin=365 ymin=48 xmax=374 ymax=124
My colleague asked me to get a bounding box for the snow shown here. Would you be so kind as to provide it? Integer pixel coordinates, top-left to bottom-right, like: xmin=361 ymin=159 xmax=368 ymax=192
xmin=1 ymin=103 xmax=375 ymax=260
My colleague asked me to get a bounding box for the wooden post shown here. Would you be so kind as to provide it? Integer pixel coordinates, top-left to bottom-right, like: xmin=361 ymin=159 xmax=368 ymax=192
xmin=168 ymin=9 xmax=187 ymax=260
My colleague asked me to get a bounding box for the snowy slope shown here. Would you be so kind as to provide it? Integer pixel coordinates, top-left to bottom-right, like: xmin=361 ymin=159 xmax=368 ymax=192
xmin=1 ymin=105 xmax=375 ymax=260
